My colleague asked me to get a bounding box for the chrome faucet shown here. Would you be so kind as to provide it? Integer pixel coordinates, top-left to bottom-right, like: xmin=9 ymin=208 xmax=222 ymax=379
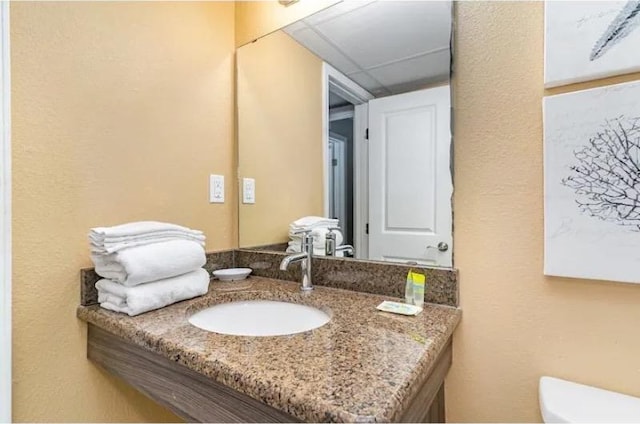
xmin=279 ymin=230 xmax=314 ymax=291
xmin=325 ymin=227 xmax=354 ymax=257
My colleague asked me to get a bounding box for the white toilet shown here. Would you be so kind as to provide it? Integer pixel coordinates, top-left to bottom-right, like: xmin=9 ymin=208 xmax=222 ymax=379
xmin=539 ymin=376 xmax=640 ymax=423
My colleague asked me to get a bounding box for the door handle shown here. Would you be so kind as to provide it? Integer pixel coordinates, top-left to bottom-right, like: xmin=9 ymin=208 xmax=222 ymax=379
xmin=427 ymin=242 xmax=449 ymax=252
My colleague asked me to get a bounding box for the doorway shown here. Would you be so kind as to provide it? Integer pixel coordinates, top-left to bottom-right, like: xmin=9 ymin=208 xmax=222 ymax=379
xmin=328 ymin=101 xmax=354 ymax=246
xmin=322 ymin=63 xmax=373 ymax=258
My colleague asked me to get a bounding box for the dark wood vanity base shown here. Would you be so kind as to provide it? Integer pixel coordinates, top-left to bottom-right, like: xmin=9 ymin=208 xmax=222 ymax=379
xmin=88 ymin=325 xmax=300 ymax=422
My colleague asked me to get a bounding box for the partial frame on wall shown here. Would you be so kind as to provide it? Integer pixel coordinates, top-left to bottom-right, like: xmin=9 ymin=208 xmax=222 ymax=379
xmin=544 ymin=80 xmax=640 ymax=284
xmin=544 ymin=1 xmax=640 ymax=87
xmin=0 ymin=0 xmax=11 ymax=420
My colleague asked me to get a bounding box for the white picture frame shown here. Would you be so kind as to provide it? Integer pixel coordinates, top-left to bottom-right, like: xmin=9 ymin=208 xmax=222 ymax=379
xmin=545 ymin=1 xmax=640 ymax=88
xmin=544 ymin=80 xmax=640 ymax=284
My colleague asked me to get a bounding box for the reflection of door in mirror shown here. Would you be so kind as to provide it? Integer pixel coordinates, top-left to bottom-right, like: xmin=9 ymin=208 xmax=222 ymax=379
xmin=237 ymin=0 xmax=453 ymax=268
xmin=328 ymin=131 xmax=350 ymax=245
xmin=368 ymin=87 xmax=452 ymax=267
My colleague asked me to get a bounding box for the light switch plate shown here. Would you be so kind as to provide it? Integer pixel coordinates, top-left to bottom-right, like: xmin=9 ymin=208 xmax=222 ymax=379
xmin=242 ymin=178 xmax=255 ymax=204
xmin=210 ymin=174 xmax=224 ymax=203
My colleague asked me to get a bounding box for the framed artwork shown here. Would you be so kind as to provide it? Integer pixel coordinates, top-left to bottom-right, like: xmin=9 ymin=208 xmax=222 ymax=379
xmin=545 ymin=1 xmax=640 ymax=88
xmin=544 ymin=80 xmax=640 ymax=283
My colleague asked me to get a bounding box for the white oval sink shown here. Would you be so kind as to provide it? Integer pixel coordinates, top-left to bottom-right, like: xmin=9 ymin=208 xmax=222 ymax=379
xmin=188 ymin=300 xmax=331 ymax=336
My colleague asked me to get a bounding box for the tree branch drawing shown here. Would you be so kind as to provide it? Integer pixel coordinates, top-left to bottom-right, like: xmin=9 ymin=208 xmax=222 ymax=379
xmin=562 ymin=116 xmax=640 ymax=230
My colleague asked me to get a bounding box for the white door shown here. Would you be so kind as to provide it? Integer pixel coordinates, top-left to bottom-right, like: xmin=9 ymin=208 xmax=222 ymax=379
xmin=368 ymin=85 xmax=452 ymax=267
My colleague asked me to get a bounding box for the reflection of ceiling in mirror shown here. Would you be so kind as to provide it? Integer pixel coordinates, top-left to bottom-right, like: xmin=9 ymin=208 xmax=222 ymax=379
xmin=284 ymin=0 xmax=451 ymax=97
xmin=329 ymin=90 xmax=351 ymax=107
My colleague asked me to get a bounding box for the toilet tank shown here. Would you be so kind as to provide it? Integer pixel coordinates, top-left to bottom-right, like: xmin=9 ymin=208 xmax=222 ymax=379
xmin=539 ymin=376 xmax=640 ymax=423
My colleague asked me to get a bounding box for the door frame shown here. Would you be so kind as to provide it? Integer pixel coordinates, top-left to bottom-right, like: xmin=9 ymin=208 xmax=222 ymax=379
xmin=0 ymin=1 xmax=11 ymax=421
xmin=353 ymin=103 xmax=368 ymax=259
xmin=321 ymin=63 xmax=373 ymax=256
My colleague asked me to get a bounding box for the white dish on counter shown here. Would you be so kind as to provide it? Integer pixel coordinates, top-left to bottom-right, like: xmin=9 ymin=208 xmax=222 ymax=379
xmin=212 ymin=268 xmax=252 ymax=281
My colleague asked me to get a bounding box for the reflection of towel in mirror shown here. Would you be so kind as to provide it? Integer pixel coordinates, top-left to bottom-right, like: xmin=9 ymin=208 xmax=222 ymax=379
xmin=289 ymin=216 xmax=339 ymax=232
xmin=96 ymin=268 xmax=210 ymax=316
xmin=91 ymin=239 xmax=206 ymax=286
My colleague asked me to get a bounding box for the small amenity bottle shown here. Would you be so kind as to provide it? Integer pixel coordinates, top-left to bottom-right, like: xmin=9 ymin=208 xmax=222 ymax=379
xmin=405 ymin=270 xmax=414 ymax=304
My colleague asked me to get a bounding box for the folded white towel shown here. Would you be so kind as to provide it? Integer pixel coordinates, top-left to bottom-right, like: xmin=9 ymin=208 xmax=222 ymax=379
xmin=91 ymin=232 xmax=206 ymax=254
xmin=90 ymin=229 xmax=205 ymax=244
xmin=91 ymin=239 xmax=206 ymax=286
xmin=90 ymin=221 xmax=202 ymax=240
xmin=96 ymin=268 xmax=210 ymax=316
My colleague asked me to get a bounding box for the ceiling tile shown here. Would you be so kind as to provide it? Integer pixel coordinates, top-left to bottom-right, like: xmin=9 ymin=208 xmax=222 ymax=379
xmin=304 ymin=0 xmax=377 ymax=26
xmin=313 ymin=1 xmax=451 ymax=70
xmin=368 ymin=49 xmax=450 ymax=93
xmin=346 ymin=72 xmax=388 ymax=96
xmin=284 ymin=28 xmax=361 ymax=75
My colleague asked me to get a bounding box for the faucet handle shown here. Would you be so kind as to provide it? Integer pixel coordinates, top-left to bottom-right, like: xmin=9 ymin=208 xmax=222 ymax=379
xmin=291 ymin=229 xmax=314 ymax=247
xmin=325 ymin=227 xmax=341 ymax=240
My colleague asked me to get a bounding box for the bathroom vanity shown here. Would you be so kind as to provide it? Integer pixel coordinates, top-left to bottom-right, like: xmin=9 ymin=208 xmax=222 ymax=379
xmin=77 ymin=276 xmax=460 ymax=422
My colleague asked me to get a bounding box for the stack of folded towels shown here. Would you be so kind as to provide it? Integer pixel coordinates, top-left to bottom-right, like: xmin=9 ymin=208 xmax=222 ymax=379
xmin=286 ymin=216 xmax=344 ymax=256
xmin=90 ymin=221 xmax=209 ymax=316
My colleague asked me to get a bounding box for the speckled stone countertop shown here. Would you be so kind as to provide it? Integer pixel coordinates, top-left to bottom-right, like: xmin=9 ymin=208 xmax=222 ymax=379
xmin=77 ymin=277 xmax=461 ymax=422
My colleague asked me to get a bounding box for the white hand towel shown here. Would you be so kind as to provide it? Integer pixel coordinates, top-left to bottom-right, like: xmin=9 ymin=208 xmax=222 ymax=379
xmin=91 ymin=232 xmax=206 ymax=254
xmin=90 ymin=230 xmax=205 ymax=245
xmin=90 ymin=229 xmax=205 ymax=244
xmin=91 ymin=239 xmax=206 ymax=286
xmin=90 ymin=221 xmax=202 ymax=240
xmin=96 ymin=268 xmax=210 ymax=316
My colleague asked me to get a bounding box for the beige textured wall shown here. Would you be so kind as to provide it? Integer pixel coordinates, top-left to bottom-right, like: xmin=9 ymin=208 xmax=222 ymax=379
xmin=448 ymin=2 xmax=640 ymax=421
xmin=11 ymin=2 xmax=236 ymax=421
xmin=235 ymin=0 xmax=340 ymax=47
xmin=237 ymin=31 xmax=323 ymax=247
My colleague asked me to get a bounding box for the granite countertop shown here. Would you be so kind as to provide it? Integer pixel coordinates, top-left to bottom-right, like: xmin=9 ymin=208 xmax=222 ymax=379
xmin=77 ymin=277 xmax=461 ymax=422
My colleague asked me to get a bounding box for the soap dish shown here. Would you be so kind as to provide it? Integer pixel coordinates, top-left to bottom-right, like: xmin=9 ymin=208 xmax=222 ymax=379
xmin=212 ymin=268 xmax=252 ymax=281
xmin=376 ymin=301 xmax=422 ymax=316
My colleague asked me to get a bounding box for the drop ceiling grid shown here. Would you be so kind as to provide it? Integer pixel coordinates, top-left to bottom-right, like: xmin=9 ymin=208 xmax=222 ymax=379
xmin=284 ymin=0 xmax=451 ymax=96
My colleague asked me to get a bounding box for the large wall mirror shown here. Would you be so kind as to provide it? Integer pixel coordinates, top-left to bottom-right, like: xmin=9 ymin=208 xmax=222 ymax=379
xmin=237 ymin=0 xmax=453 ymax=268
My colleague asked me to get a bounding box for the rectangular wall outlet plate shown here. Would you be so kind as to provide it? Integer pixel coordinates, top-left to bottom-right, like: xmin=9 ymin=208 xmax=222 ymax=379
xmin=209 ymin=174 xmax=224 ymax=203
xmin=242 ymin=178 xmax=255 ymax=204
